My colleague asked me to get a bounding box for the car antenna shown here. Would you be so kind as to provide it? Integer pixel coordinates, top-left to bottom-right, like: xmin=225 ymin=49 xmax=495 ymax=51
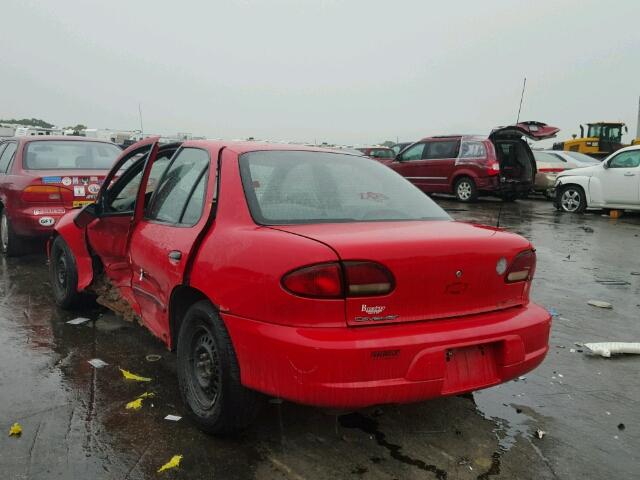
xmin=516 ymin=76 xmax=527 ymax=123
xmin=496 ymin=202 xmax=504 ymax=228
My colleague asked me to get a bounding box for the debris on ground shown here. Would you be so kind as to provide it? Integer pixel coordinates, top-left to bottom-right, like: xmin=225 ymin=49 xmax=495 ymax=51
xmin=120 ymin=368 xmax=151 ymax=382
xmin=67 ymin=317 xmax=91 ymax=325
xmin=536 ymin=429 xmax=546 ymax=439
xmin=164 ymin=414 xmax=182 ymax=421
xmin=609 ymin=210 xmax=622 ymax=219
xmin=618 ymin=423 xmax=625 ymax=431
xmin=8 ymin=423 xmax=22 ymax=436
xmin=585 ymin=342 xmax=640 ymax=358
xmin=145 ymin=354 xmax=162 ymax=362
xmin=126 ymin=397 xmax=143 ymax=410
xmin=547 ymin=307 xmax=559 ymax=317
xmin=587 ymin=300 xmax=613 ymax=309
xmin=596 ymin=279 xmax=630 ymax=286
xmin=158 ymin=455 xmax=183 ymax=473
xmin=88 ymin=358 xmax=108 ymax=368
xmin=631 ymin=272 xmax=640 ymax=276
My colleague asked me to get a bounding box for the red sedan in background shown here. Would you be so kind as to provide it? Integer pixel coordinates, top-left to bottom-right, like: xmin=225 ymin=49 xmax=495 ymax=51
xmin=0 ymin=136 xmax=121 ymax=255
xmin=49 ymin=138 xmax=550 ymax=434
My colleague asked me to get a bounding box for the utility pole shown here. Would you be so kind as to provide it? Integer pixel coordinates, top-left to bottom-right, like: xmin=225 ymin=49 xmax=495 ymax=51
xmin=636 ymin=96 xmax=640 ymax=139
xmin=516 ymin=77 xmax=527 ymax=124
xmin=138 ymin=104 xmax=144 ymax=137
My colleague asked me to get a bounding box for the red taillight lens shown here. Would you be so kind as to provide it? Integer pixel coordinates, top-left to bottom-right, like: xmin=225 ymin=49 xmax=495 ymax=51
xmin=22 ymin=185 xmax=63 ymax=203
xmin=486 ymin=161 xmax=500 ymax=175
xmin=344 ymin=261 xmax=394 ymax=296
xmin=282 ymin=263 xmax=343 ymax=298
xmin=282 ymin=261 xmax=394 ymax=298
xmin=505 ymin=250 xmax=536 ymax=283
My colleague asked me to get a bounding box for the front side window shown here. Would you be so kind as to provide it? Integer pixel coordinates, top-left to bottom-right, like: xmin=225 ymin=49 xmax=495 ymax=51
xmin=24 ymin=141 xmax=121 ymax=170
xmin=147 ymin=148 xmax=209 ymax=225
xmin=0 ymin=142 xmax=17 ymax=173
xmin=609 ymin=151 xmax=640 ymax=169
xmin=240 ymin=151 xmax=451 ymax=225
xmin=399 ymin=143 xmax=425 ymax=161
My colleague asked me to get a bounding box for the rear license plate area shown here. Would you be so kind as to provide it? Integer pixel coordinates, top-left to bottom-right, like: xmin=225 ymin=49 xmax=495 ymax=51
xmin=442 ymin=344 xmax=498 ymax=394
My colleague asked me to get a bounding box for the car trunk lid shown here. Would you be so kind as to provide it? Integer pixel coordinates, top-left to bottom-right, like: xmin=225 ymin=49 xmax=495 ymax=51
xmin=271 ymin=221 xmax=533 ymax=326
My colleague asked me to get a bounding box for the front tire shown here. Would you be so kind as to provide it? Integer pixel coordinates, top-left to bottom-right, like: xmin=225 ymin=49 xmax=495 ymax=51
xmin=558 ymin=185 xmax=587 ymax=213
xmin=177 ymin=300 xmax=261 ymax=435
xmin=0 ymin=210 xmax=25 ymax=257
xmin=454 ymin=177 xmax=478 ymax=202
xmin=49 ymin=235 xmax=82 ymax=308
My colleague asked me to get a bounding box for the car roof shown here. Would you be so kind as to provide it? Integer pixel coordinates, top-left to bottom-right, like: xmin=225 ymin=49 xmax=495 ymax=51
xmin=419 ymin=135 xmax=486 ymax=141
xmin=3 ymin=136 xmax=118 ymax=145
xmin=180 ymin=140 xmax=369 ymax=156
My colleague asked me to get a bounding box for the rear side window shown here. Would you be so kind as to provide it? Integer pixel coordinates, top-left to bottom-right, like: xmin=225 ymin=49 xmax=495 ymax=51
xmin=147 ymin=148 xmax=209 ymax=225
xmin=459 ymin=141 xmax=487 ymax=158
xmin=240 ymin=150 xmax=451 ymax=225
xmin=24 ymin=141 xmax=120 ymax=170
xmin=0 ymin=142 xmax=17 ymax=173
xmin=424 ymin=140 xmax=459 ymax=159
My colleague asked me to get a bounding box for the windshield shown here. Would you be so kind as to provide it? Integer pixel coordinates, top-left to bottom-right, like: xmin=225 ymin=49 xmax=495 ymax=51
xmin=24 ymin=141 xmax=121 ymax=170
xmin=587 ymin=124 xmax=623 ymax=142
xmin=239 ymin=150 xmax=451 ymax=225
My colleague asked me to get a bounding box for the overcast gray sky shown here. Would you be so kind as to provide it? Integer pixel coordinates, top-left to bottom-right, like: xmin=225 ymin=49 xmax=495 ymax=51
xmin=2 ymin=0 xmax=639 ymax=145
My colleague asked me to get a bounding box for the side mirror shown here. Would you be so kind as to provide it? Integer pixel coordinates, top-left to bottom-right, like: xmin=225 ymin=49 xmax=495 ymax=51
xmin=395 ymin=154 xmax=403 ymax=162
xmin=73 ymin=203 xmax=98 ymax=228
xmin=602 ymin=160 xmax=609 ymax=169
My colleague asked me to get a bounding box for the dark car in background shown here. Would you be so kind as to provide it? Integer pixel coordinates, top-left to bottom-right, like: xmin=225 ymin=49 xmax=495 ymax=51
xmin=0 ymin=136 xmax=121 ymax=255
xmin=379 ymin=122 xmax=559 ymax=202
xmin=357 ymin=146 xmax=396 ymax=160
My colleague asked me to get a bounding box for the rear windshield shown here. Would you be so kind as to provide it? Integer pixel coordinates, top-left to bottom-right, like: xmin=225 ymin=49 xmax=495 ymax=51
xmin=533 ymin=151 xmax=566 ymax=164
xmin=24 ymin=141 xmax=121 ymax=170
xmin=561 ymin=151 xmax=600 ymax=164
xmin=239 ymin=150 xmax=451 ymax=225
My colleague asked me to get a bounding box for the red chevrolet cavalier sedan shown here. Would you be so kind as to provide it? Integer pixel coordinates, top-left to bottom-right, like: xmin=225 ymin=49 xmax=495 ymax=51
xmin=49 ymin=137 xmax=550 ymax=434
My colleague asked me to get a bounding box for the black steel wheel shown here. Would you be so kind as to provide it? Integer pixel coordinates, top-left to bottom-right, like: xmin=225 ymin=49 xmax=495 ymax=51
xmin=177 ymin=300 xmax=261 ymax=435
xmin=49 ymin=235 xmax=81 ymax=308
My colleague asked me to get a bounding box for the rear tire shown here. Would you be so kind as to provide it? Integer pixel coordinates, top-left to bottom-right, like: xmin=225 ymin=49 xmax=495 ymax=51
xmin=49 ymin=235 xmax=82 ymax=308
xmin=558 ymin=185 xmax=587 ymax=213
xmin=177 ymin=300 xmax=261 ymax=435
xmin=454 ymin=177 xmax=478 ymax=202
xmin=0 ymin=209 xmax=25 ymax=257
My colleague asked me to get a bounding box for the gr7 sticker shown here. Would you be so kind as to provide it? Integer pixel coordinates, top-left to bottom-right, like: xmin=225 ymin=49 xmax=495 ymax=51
xmin=73 ymin=200 xmax=94 ymax=208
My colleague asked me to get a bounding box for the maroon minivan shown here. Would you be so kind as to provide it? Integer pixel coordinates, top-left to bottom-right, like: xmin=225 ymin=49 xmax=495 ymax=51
xmin=380 ymin=122 xmax=559 ymax=202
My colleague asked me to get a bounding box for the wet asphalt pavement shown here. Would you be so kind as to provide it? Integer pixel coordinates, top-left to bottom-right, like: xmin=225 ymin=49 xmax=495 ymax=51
xmin=1 ymin=197 xmax=639 ymax=480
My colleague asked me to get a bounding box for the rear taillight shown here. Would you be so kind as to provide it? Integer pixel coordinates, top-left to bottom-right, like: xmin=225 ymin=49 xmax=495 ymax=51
xmin=486 ymin=161 xmax=500 ymax=175
xmin=282 ymin=263 xmax=343 ymax=298
xmin=343 ymin=261 xmax=394 ymax=296
xmin=282 ymin=261 xmax=394 ymax=299
xmin=22 ymin=185 xmax=63 ymax=203
xmin=505 ymin=250 xmax=536 ymax=283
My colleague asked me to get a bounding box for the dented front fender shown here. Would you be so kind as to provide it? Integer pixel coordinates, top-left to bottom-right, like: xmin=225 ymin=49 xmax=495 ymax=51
xmin=53 ymin=211 xmax=94 ymax=291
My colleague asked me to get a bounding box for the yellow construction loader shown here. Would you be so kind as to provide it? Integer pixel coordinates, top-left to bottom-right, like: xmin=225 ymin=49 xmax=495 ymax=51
xmin=552 ymin=122 xmax=628 ymax=159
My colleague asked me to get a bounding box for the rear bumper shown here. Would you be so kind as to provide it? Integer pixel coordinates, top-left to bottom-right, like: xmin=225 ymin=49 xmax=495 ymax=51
xmin=223 ymin=303 xmax=551 ymax=408
xmin=10 ymin=206 xmax=68 ymax=237
xmin=477 ymin=176 xmax=532 ymax=195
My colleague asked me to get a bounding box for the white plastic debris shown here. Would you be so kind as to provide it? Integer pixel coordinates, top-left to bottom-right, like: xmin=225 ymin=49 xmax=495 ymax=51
xmin=164 ymin=414 xmax=182 ymax=422
xmin=67 ymin=317 xmax=91 ymax=325
xmin=587 ymin=300 xmax=613 ymax=309
xmin=536 ymin=429 xmax=546 ymax=439
xmin=88 ymin=358 xmax=108 ymax=368
xmin=585 ymin=342 xmax=640 ymax=358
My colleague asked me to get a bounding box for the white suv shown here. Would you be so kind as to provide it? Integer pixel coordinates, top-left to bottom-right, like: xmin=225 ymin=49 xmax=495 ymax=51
xmin=554 ymin=146 xmax=640 ymax=213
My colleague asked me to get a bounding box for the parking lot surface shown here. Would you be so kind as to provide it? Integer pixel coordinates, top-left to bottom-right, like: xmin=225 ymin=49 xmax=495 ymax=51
xmin=1 ymin=197 xmax=639 ymax=479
